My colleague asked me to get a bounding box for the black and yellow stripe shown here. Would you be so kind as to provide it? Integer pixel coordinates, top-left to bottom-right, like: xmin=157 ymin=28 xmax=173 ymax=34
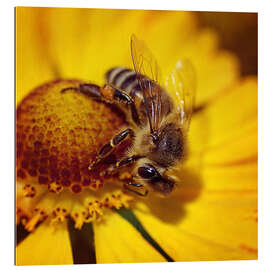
xmin=106 ymin=67 xmax=143 ymax=100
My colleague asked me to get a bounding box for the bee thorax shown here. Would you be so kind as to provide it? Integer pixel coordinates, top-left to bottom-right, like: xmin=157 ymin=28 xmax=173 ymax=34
xmin=149 ymin=123 xmax=184 ymax=167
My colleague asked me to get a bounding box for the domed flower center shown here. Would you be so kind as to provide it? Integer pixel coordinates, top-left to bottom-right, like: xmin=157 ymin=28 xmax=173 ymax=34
xmin=16 ymin=80 xmax=134 ymax=231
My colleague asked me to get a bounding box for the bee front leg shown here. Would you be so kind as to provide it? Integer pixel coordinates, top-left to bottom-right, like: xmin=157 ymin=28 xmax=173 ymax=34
xmin=123 ymin=182 xmax=149 ymax=197
xmin=102 ymin=155 xmax=142 ymax=177
xmin=89 ymin=128 xmax=135 ymax=170
xmin=103 ymin=155 xmax=148 ymax=196
xmin=61 ymin=83 xmax=103 ymax=100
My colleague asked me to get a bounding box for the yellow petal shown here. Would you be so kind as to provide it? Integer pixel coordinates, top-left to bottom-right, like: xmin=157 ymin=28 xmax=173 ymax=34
xmin=189 ymin=77 xmax=257 ymax=164
xmin=16 ymin=221 xmax=73 ymax=265
xmin=163 ymin=29 xmax=239 ymax=106
xmin=201 ymin=162 xmax=257 ymax=191
xmin=27 ymin=8 xmax=150 ymax=84
xmin=203 ymin=126 xmax=257 ymax=165
xmin=134 ymin=189 xmax=257 ymax=261
xmin=94 ymin=212 xmax=166 ymax=263
xmin=16 ymin=7 xmax=57 ymax=104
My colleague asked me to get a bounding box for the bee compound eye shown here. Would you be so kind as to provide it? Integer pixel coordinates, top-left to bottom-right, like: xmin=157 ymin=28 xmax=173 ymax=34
xmin=138 ymin=164 xmax=157 ymax=179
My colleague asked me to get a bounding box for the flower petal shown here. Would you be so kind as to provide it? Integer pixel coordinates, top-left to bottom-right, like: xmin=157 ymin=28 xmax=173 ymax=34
xmin=163 ymin=29 xmax=240 ymax=106
xmin=201 ymin=162 xmax=257 ymax=191
xmin=16 ymin=7 xmax=57 ymax=104
xmin=24 ymin=9 xmax=147 ymax=83
xmin=94 ymin=212 xmax=166 ymax=263
xmin=188 ymin=77 xmax=257 ymax=165
xmin=134 ymin=188 xmax=257 ymax=261
xmin=16 ymin=221 xmax=73 ymax=265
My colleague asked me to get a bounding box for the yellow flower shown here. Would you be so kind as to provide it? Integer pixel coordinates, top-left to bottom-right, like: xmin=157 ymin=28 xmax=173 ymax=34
xmin=16 ymin=7 xmax=257 ymax=265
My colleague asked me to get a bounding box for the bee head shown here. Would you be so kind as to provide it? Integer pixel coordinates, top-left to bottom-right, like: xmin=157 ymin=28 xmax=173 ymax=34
xmin=137 ymin=163 xmax=175 ymax=196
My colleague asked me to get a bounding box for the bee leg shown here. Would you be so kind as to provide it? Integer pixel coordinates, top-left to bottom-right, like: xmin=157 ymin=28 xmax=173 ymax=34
xmin=123 ymin=182 xmax=149 ymax=197
xmin=62 ymin=83 xmax=141 ymax=126
xmin=116 ymin=155 xmax=142 ymax=168
xmin=61 ymin=83 xmax=103 ymax=100
xmin=102 ymin=155 xmax=142 ymax=176
xmin=89 ymin=128 xmax=134 ymax=170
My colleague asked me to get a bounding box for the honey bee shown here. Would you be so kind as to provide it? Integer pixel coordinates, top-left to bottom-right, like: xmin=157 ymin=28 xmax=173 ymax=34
xmin=62 ymin=34 xmax=195 ymax=196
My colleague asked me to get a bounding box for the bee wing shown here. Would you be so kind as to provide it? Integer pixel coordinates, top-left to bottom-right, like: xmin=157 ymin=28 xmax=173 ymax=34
xmin=165 ymin=59 xmax=196 ymax=132
xmin=130 ymin=34 xmax=162 ymax=134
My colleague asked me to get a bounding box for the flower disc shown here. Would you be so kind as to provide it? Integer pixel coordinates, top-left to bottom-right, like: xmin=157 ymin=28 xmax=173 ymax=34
xmin=16 ymin=80 xmax=133 ymax=230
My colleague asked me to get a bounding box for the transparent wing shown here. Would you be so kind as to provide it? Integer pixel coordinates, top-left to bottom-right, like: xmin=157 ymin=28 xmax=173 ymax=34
xmin=164 ymin=59 xmax=196 ymax=132
xmin=130 ymin=34 xmax=162 ymax=135
xmin=130 ymin=34 xmax=160 ymax=83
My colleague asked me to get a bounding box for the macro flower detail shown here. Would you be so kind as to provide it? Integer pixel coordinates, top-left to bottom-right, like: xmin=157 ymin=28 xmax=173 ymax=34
xmin=16 ymin=7 xmax=257 ymax=265
xmin=16 ymin=80 xmax=135 ymax=231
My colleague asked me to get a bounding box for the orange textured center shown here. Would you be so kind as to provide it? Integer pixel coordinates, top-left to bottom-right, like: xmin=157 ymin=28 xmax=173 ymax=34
xmin=16 ymin=80 xmax=126 ymax=194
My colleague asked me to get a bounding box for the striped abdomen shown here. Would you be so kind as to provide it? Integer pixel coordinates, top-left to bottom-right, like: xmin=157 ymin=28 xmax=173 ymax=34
xmin=106 ymin=67 xmax=143 ymax=100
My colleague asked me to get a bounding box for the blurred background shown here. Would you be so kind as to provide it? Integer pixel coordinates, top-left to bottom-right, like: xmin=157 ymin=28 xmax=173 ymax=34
xmin=196 ymin=12 xmax=257 ymax=76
